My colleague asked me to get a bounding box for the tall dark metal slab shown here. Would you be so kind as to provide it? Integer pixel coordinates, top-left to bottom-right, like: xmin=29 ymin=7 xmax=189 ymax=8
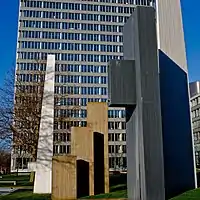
xmin=108 ymin=6 xmax=165 ymax=200
xmin=131 ymin=6 xmax=165 ymax=200
xmin=159 ymin=50 xmax=196 ymax=199
xmin=108 ymin=5 xmax=196 ymax=200
xmin=108 ymin=60 xmax=136 ymax=107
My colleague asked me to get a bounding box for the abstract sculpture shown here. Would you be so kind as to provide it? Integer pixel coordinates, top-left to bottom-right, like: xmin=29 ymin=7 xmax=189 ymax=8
xmin=52 ymin=102 xmax=109 ymax=199
xmin=34 ymin=54 xmax=55 ymax=194
xmin=108 ymin=5 xmax=196 ymax=200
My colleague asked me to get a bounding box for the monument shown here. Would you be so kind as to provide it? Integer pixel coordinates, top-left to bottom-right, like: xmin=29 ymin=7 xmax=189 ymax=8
xmin=33 ymin=54 xmax=55 ymax=194
xmin=108 ymin=6 xmax=196 ymax=200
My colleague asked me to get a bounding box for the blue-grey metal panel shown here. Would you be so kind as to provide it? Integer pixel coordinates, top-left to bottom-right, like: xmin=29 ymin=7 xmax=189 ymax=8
xmin=159 ymin=50 xmax=196 ymax=199
xmin=123 ymin=13 xmax=135 ymax=61
xmin=108 ymin=60 xmax=136 ymax=107
xmin=133 ymin=6 xmax=165 ymax=200
xmin=124 ymin=6 xmax=165 ymax=200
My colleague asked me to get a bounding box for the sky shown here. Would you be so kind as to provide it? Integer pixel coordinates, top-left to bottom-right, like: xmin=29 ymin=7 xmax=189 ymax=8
xmin=0 ymin=0 xmax=199 ymax=86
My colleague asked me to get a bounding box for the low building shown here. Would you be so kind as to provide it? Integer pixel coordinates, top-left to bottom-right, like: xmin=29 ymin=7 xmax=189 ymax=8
xmin=190 ymin=81 xmax=200 ymax=167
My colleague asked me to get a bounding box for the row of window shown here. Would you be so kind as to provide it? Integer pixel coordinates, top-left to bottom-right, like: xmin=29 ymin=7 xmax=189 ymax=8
xmin=53 ymin=133 xmax=71 ymax=142
xmin=56 ymin=99 xmax=126 ymax=118
xmin=54 ymin=121 xmax=126 ymax=130
xmin=194 ymin=132 xmax=200 ymax=143
xmin=108 ymin=122 xmax=126 ymax=129
xmin=195 ymin=151 xmax=200 ymax=167
xmin=12 ymin=152 xmax=127 ymax=170
xmin=54 ymin=109 xmax=87 ymax=118
xmin=193 ymin=120 xmax=200 ymax=129
xmin=108 ymin=133 xmax=126 ymax=141
xmin=53 ymin=145 xmax=71 ymax=154
xmin=109 ymin=157 xmax=126 ymax=169
xmin=53 ymin=132 xmax=126 ymax=143
xmin=17 ymin=63 xmax=46 ymax=71
xmin=192 ymin=109 xmax=200 ymax=119
xmin=21 ymin=21 xmax=123 ymax=32
xmin=18 ymin=74 xmax=43 ymax=82
xmin=55 ymin=99 xmax=126 ymax=118
xmin=56 ymin=64 xmax=107 ymax=73
xmin=191 ymin=97 xmax=200 ymax=107
xmin=55 ymin=75 xmax=107 ymax=84
xmin=20 ymin=41 xmax=123 ymax=52
xmin=18 ymin=74 xmax=108 ymax=85
xmin=55 ymin=97 xmax=107 ymax=106
xmin=18 ymin=52 xmax=122 ymax=63
xmin=55 ymin=100 xmax=126 ymax=118
xmin=53 ymin=144 xmax=127 ymax=155
xmin=55 ymin=86 xmax=107 ymax=95
xmin=20 ymin=31 xmax=123 ymax=42
xmin=22 ymin=11 xmax=132 ymax=22
xmin=23 ymin=1 xmax=136 ymax=10
xmin=17 ymin=63 xmax=107 ymax=73
xmin=109 ymin=145 xmax=126 ymax=154
xmin=54 ymin=121 xmax=87 ymax=130
xmin=16 ymin=85 xmax=43 ymax=94
xmin=53 ymin=119 xmax=125 ymax=131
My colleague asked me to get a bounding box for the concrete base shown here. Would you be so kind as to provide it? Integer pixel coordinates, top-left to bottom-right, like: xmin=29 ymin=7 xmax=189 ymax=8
xmin=33 ymin=163 xmax=52 ymax=194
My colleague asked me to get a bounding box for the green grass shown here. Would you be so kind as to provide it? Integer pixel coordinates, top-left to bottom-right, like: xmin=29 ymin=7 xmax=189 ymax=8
xmin=0 ymin=189 xmax=50 ymax=200
xmin=0 ymin=173 xmax=200 ymax=200
xmin=82 ymin=190 xmax=127 ymax=199
xmin=83 ymin=188 xmax=200 ymax=199
xmin=1 ymin=188 xmax=200 ymax=200
xmin=170 ymin=189 xmax=200 ymax=200
xmin=0 ymin=174 xmax=33 ymax=187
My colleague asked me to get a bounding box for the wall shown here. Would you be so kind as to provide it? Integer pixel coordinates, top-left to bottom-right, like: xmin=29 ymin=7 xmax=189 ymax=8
xmin=159 ymin=50 xmax=196 ymax=199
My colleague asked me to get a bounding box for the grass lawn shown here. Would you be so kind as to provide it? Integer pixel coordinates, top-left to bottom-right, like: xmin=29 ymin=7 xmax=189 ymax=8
xmin=0 ymin=189 xmax=50 ymax=200
xmin=171 ymin=189 xmax=200 ymax=200
xmin=1 ymin=188 xmax=200 ymax=200
xmin=84 ymin=188 xmax=200 ymax=200
xmin=0 ymin=174 xmax=33 ymax=187
xmin=0 ymin=174 xmax=200 ymax=199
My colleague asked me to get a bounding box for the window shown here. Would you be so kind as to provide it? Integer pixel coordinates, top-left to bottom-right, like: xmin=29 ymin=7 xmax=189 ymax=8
xmin=67 ymin=133 xmax=71 ymax=141
xmin=53 ymin=133 xmax=59 ymax=141
xmin=60 ymin=145 xmax=67 ymax=154
xmin=53 ymin=145 xmax=59 ymax=154
xmin=108 ymin=133 xmax=114 ymax=141
xmin=109 ymin=145 xmax=115 ymax=153
xmin=60 ymin=133 xmax=67 ymax=142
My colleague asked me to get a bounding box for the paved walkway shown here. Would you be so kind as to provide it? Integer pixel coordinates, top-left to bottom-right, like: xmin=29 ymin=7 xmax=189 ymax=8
xmin=0 ymin=187 xmax=18 ymax=196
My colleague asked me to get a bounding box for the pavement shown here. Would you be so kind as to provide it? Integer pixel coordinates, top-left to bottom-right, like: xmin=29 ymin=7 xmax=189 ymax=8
xmin=0 ymin=187 xmax=18 ymax=196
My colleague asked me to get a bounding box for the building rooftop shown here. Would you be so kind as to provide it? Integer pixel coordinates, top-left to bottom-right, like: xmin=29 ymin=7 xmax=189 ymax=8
xmin=189 ymin=81 xmax=200 ymax=98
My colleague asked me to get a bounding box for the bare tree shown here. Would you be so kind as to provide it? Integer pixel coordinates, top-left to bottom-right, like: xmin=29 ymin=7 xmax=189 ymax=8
xmin=0 ymin=61 xmax=82 ymax=171
xmin=0 ymin=65 xmax=45 ymax=172
xmin=53 ymin=82 xmax=81 ymax=155
xmin=0 ymin=149 xmax=11 ymax=174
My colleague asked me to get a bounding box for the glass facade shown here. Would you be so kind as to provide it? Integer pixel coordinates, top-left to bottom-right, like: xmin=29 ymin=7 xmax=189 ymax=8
xmin=12 ymin=0 xmax=155 ymax=172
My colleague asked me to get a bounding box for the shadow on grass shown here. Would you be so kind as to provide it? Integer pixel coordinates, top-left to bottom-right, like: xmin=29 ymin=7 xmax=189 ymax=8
xmin=0 ymin=189 xmax=51 ymax=200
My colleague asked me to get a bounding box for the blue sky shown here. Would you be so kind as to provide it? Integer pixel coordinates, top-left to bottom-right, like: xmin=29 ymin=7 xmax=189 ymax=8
xmin=0 ymin=0 xmax=199 ymax=86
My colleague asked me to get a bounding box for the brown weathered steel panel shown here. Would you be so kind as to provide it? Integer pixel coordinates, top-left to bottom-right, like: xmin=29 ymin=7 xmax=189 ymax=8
xmin=87 ymin=102 xmax=109 ymax=194
xmin=52 ymin=155 xmax=77 ymax=200
xmin=71 ymin=127 xmax=94 ymax=196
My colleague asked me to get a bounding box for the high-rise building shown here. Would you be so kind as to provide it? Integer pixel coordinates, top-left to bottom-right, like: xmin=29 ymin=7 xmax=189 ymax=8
xmin=190 ymin=81 xmax=200 ymax=167
xmin=11 ymin=0 xmax=187 ymax=173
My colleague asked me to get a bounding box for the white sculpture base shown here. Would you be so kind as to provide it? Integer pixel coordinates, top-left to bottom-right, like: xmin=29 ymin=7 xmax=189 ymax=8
xmin=33 ymin=55 xmax=55 ymax=194
xmin=33 ymin=163 xmax=52 ymax=194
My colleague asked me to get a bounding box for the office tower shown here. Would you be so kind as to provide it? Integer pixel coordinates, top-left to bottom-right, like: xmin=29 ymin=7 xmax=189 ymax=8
xmin=190 ymin=81 xmax=200 ymax=167
xmin=11 ymin=0 xmax=187 ymax=174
